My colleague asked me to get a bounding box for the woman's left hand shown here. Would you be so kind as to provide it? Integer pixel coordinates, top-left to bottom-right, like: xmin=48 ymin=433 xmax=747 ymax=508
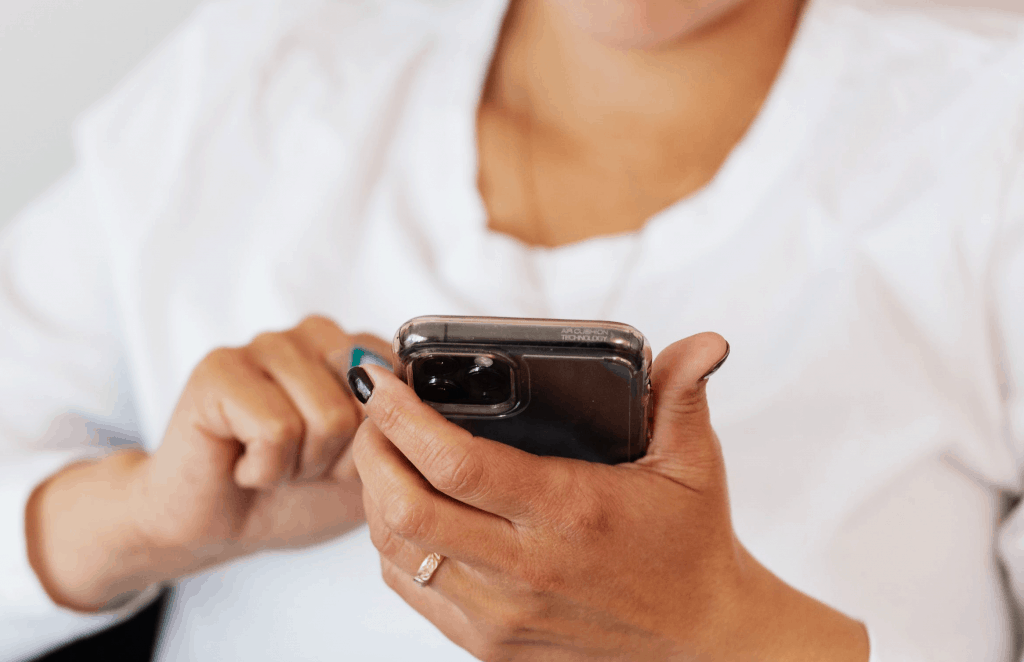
xmin=352 ymin=333 xmax=869 ymax=661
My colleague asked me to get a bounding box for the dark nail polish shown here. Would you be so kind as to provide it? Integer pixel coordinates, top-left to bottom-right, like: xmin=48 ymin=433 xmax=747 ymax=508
xmin=347 ymin=366 xmax=374 ymax=404
xmin=350 ymin=345 xmax=392 ymax=371
xmin=700 ymin=342 xmax=730 ymax=381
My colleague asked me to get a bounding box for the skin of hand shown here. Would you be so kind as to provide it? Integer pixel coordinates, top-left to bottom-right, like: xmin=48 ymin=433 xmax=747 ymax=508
xmin=353 ymin=333 xmax=870 ymax=661
xmin=26 ymin=315 xmax=391 ymax=611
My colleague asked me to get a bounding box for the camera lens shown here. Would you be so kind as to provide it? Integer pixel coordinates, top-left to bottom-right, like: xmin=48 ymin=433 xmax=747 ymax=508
xmin=465 ymin=365 xmax=511 ymax=404
xmin=417 ymin=376 xmax=465 ymax=404
xmin=420 ymin=356 xmax=459 ymax=377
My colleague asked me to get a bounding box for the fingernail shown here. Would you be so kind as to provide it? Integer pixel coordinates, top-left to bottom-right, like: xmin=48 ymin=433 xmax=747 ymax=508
xmin=347 ymin=366 xmax=374 ymax=404
xmin=349 ymin=345 xmax=392 ymax=371
xmin=700 ymin=342 xmax=730 ymax=381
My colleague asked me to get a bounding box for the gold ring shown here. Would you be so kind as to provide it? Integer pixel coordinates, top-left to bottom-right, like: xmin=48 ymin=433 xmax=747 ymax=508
xmin=413 ymin=552 xmax=445 ymax=586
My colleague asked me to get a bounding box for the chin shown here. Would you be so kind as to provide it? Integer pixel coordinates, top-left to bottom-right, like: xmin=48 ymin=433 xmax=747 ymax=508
xmin=551 ymin=0 xmax=749 ymax=48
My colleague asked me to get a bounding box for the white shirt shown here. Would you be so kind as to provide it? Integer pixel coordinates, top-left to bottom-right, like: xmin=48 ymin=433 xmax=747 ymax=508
xmin=1 ymin=0 xmax=1023 ymax=659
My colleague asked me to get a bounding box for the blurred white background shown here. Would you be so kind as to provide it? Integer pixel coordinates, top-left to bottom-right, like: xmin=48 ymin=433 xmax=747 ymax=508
xmin=0 ymin=0 xmax=1022 ymax=228
xmin=0 ymin=0 xmax=202 ymax=226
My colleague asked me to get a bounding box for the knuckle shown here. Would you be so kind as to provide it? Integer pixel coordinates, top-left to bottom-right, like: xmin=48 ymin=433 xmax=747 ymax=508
xmin=260 ymin=412 xmax=304 ymax=447
xmin=660 ymin=385 xmax=709 ymax=420
xmin=469 ymin=639 xmax=512 ymax=662
xmin=203 ymin=345 xmax=237 ymax=366
xmin=194 ymin=346 xmax=241 ymax=380
xmin=372 ymin=394 xmax=406 ymax=435
xmin=313 ymin=404 xmax=359 ymax=442
xmin=430 ymin=443 xmax=485 ymax=500
xmin=480 ymin=605 xmax=528 ymax=642
xmin=380 ymin=492 xmax=434 ymax=541
xmin=250 ymin=331 xmax=303 ymax=359
xmin=240 ymin=461 xmax=278 ymax=488
xmin=517 ymin=562 xmax=567 ymax=595
xmin=544 ymin=470 xmax=613 ymax=545
xmin=297 ymin=314 xmax=341 ymax=336
xmin=563 ymin=496 xmax=612 ymax=542
xmin=368 ymin=518 xmax=407 ymax=560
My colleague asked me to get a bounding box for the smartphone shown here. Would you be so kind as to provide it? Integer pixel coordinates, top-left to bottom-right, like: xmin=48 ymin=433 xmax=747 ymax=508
xmin=393 ymin=316 xmax=653 ymax=464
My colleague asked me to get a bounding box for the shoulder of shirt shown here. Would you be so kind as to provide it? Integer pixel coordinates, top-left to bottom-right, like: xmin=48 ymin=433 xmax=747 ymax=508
xmin=79 ymin=0 xmax=455 ymax=104
xmin=71 ymin=0 xmax=464 ymax=235
xmin=834 ymin=0 xmax=1024 ymax=45
xmin=818 ymin=0 xmax=1024 ymax=177
xmin=74 ymin=0 xmax=457 ymax=132
xmin=822 ymin=1 xmax=1024 ymax=254
xmin=827 ymin=0 xmax=1024 ymax=88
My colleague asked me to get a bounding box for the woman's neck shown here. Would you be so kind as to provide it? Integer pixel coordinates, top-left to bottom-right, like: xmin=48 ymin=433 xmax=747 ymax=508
xmin=485 ymin=0 xmax=805 ymax=144
xmin=477 ymin=0 xmax=807 ymax=247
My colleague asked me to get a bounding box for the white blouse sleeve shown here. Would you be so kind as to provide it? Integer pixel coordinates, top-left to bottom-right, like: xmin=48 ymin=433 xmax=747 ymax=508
xmin=995 ymin=129 xmax=1024 ymax=662
xmin=0 ymin=172 xmax=159 ymax=661
xmin=0 ymin=2 xmax=355 ymax=657
xmin=858 ymin=99 xmax=1024 ymax=661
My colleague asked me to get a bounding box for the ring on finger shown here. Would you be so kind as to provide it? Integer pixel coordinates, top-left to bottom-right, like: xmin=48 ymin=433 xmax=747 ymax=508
xmin=413 ymin=552 xmax=445 ymax=586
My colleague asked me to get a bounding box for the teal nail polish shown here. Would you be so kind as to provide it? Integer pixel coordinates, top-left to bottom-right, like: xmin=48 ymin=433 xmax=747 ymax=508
xmin=350 ymin=345 xmax=392 ymax=371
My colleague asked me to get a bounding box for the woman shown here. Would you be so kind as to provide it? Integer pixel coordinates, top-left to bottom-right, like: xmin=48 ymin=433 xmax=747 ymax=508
xmin=2 ymin=0 xmax=1022 ymax=659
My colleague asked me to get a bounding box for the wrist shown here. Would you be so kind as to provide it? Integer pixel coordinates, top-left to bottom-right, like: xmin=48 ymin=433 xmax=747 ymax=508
xmin=711 ymin=543 xmax=869 ymax=662
xmin=26 ymin=450 xmax=166 ymax=611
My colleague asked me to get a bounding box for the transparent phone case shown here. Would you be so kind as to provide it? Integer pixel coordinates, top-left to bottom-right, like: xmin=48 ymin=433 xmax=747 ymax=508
xmin=394 ymin=316 xmax=653 ymax=464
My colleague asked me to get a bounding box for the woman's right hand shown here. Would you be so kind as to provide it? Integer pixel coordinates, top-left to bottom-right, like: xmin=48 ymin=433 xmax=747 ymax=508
xmin=27 ymin=315 xmax=390 ymax=610
xmin=135 ymin=314 xmax=392 ymax=569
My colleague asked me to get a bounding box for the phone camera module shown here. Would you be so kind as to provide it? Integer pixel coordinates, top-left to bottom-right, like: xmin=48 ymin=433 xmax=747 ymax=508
xmin=420 ymin=356 xmax=459 ymax=376
xmin=465 ymin=365 xmax=510 ymax=404
xmin=412 ymin=353 xmax=515 ymax=409
xmin=419 ymin=376 xmax=466 ymax=403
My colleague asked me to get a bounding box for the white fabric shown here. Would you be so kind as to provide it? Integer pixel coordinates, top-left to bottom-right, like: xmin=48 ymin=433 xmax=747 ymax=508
xmin=1 ymin=0 xmax=1022 ymax=659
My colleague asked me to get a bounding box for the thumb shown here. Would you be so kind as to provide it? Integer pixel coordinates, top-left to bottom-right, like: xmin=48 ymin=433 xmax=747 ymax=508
xmin=639 ymin=332 xmax=730 ymax=489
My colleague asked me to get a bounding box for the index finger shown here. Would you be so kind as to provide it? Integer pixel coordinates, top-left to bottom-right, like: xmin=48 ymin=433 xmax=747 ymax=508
xmin=293 ymin=316 xmax=393 ymax=383
xmin=350 ymin=364 xmax=563 ymax=521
